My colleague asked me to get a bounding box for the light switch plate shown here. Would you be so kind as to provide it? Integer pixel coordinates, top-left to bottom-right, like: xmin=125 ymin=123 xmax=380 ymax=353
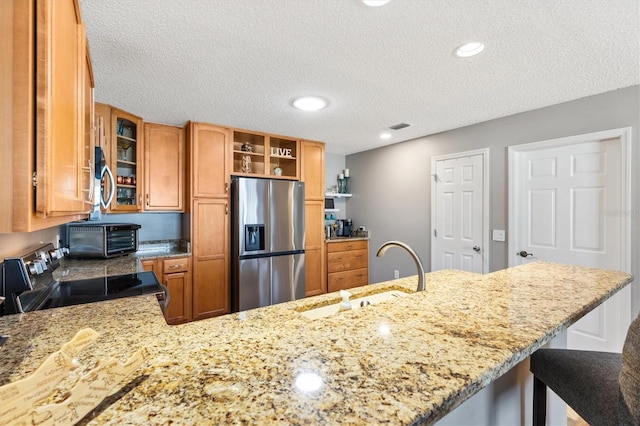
xmin=492 ymin=229 xmax=506 ymax=242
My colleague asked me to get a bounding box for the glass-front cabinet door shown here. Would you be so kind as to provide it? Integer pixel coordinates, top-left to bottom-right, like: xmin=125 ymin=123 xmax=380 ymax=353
xmin=110 ymin=108 xmax=143 ymax=211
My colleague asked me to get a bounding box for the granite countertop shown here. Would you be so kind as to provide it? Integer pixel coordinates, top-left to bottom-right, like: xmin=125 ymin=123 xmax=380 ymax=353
xmin=54 ymin=241 xmax=190 ymax=282
xmin=326 ymin=236 xmax=370 ymax=243
xmin=0 ymin=262 xmax=633 ymax=425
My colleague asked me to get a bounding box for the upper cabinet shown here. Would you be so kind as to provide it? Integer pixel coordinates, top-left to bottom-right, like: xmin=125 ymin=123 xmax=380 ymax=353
xmin=189 ymin=122 xmax=230 ymax=199
xmin=1 ymin=0 xmax=93 ymax=232
xmin=232 ymin=130 xmax=299 ymax=179
xmin=300 ymin=141 xmax=325 ymax=200
xmin=144 ymin=123 xmax=185 ymax=211
xmin=110 ymin=108 xmax=143 ymax=211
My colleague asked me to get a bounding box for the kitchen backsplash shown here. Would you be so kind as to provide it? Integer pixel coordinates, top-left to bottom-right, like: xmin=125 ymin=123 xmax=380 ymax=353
xmin=73 ymin=213 xmax=183 ymax=242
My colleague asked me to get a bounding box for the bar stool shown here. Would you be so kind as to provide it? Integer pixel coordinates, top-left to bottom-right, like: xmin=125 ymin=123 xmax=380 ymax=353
xmin=530 ymin=315 xmax=640 ymax=425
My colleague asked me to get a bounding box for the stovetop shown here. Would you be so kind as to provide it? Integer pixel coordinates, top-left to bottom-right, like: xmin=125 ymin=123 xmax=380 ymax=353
xmin=19 ymin=271 xmax=164 ymax=312
xmin=1 ymin=243 xmax=163 ymax=315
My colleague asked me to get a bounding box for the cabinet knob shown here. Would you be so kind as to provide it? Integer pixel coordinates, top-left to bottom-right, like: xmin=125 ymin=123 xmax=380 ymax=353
xmin=225 ymin=182 xmax=229 ymax=193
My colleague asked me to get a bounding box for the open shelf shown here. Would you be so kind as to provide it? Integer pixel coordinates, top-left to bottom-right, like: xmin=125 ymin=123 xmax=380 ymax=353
xmin=232 ymin=131 xmax=299 ymax=179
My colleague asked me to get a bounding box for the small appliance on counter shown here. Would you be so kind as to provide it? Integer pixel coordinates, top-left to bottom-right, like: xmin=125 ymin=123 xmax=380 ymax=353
xmin=0 ymin=243 xmax=163 ymax=316
xmin=64 ymin=223 xmax=141 ymax=258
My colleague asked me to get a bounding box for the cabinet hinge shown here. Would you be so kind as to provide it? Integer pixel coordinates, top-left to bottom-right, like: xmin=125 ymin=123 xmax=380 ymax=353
xmin=32 ymin=172 xmax=37 ymax=188
xmin=433 ymin=229 xmax=437 ymax=237
xmin=433 ymin=174 xmax=440 ymax=183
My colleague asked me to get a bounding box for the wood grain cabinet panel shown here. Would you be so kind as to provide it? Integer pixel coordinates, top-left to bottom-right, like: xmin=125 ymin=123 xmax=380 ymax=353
xmin=326 ymin=240 xmax=369 ymax=292
xmin=1 ymin=0 xmax=92 ymax=231
xmin=301 ymin=140 xmax=327 ymax=297
xmin=327 ymin=249 xmax=368 ymax=273
xmin=142 ymin=257 xmax=193 ymax=325
xmin=328 ymin=268 xmax=369 ymax=293
xmin=162 ymin=257 xmax=192 ymax=325
xmin=192 ymin=198 xmax=229 ymax=319
xmin=190 ymin=122 xmax=230 ymax=199
xmin=300 ymin=141 xmax=325 ymax=201
xmin=109 ymin=108 xmax=143 ymax=212
xmin=144 ymin=123 xmax=185 ymax=211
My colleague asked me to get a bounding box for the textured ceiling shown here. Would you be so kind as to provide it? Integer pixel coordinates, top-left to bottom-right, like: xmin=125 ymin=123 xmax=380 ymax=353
xmin=79 ymin=0 xmax=640 ymax=155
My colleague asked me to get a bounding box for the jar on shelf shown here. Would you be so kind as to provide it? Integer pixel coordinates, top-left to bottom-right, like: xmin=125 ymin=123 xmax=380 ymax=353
xmin=241 ymin=141 xmax=253 ymax=152
xmin=241 ymin=155 xmax=252 ymax=173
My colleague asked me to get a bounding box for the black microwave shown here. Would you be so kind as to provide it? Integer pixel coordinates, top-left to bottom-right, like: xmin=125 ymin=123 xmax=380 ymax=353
xmin=67 ymin=223 xmax=141 ymax=258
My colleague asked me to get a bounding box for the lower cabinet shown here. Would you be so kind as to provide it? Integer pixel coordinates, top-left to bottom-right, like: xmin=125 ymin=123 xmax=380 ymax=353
xmin=304 ymin=200 xmax=326 ymax=296
xmin=141 ymin=256 xmax=192 ymax=325
xmin=327 ymin=240 xmax=369 ymax=293
xmin=192 ymin=198 xmax=230 ymax=320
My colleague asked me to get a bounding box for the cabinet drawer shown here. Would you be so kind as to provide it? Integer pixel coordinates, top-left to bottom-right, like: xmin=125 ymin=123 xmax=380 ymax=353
xmin=328 ymin=268 xmax=369 ymax=293
xmin=327 ymin=240 xmax=368 ymax=253
xmin=163 ymin=257 xmax=190 ymax=274
xmin=327 ymin=249 xmax=368 ymax=273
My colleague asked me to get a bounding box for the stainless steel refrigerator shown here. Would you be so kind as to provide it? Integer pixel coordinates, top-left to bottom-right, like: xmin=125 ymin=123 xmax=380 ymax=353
xmin=231 ymin=177 xmax=305 ymax=312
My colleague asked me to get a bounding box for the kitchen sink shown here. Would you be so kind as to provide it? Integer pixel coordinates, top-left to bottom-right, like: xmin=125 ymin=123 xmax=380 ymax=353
xmin=299 ymin=289 xmax=410 ymax=320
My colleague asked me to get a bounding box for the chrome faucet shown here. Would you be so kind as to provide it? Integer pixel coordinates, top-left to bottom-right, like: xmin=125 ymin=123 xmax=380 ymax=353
xmin=376 ymin=241 xmax=426 ymax=292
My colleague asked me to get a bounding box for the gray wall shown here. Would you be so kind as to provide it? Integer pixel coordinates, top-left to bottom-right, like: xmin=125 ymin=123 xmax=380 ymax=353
xmin=348 ymin=86 xmax=640 ymax=289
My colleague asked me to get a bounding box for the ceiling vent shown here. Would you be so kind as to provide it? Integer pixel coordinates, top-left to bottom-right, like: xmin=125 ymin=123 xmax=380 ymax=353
xmin=389 ymin=123 xmax=410 ymax=130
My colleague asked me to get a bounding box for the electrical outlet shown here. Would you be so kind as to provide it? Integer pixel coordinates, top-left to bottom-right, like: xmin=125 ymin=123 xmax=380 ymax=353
xmin=393 ymin=270 xmax=400 ymax=279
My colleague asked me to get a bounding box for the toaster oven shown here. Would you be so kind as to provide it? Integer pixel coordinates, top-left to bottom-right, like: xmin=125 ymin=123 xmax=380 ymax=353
xmin=67 ymin=223 xmax=141 ymax=258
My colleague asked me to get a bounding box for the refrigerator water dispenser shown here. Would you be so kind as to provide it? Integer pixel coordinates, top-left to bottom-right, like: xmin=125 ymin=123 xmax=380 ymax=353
xmin=245 ymin=225 xmax=265 ymax=251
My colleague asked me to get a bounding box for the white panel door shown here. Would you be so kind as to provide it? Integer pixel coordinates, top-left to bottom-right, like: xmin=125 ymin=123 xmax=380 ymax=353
xmin=433 ymin=153 xmax=484 ymax=273
xmin=510 ymin=131 xmax=631 ymax=352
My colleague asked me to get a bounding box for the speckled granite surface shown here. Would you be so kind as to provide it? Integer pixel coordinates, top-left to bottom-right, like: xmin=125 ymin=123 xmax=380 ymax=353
xmin=0 ymin=262 xmax=633 ymax=425
xmin=54 ymin=243 xmax=190 ymax=282
xmin=326 ymin=237 xmax=369 ymax=243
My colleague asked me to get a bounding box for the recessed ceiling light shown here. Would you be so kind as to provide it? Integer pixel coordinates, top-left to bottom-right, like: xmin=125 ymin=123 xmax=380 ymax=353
xmin=292 ymin=96 xmax=329 ymax=111
xmin=363 ymin=0 xmax=391 ymax=7
xmin=380 ymin=132 xmax=392 ymax=139
xmin=455 ymin=42 xmax=485 ymax=58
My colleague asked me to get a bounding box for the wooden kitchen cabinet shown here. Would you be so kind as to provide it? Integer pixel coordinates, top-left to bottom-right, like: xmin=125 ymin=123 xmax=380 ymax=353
xmin=192 ymin=199 xmax=229 ymax=319
xmin=110 ymin=108 xmax=143 ymax=211
xmin=142 ymin=257 xmax=193 ymax=325
xmin=189 ymin=122 xmax=230 ymax=199
xmin=304 ymin=201 xmax=326 ymax=296
xmin=300 ymin=140 xmax=326 ymax=296
xmin=232 ymin=130 xmax=299 ymax=179
xmin=188 ymin=121 xmax=231 ymax=319
xmin=1 ymin=0 xmax=93 ymax=231
xmin=144 ymin=123 xmax=185 ymax=211
xmin=300 ymin=141 xmax=325 ymax=201
xmin=327 ymin=240 xmax=369 ymax=293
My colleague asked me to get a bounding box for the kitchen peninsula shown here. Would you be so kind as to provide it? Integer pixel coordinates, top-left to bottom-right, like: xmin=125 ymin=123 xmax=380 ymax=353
xmin=0 ymin=262 xmax=633 ymax=425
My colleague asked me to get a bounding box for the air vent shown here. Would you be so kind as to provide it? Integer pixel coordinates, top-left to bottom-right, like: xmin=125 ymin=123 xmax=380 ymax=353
xmin=389 ymin=123 xmax=410 ymax=130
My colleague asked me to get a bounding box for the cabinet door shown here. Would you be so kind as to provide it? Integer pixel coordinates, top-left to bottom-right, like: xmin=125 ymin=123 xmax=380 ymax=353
xmin=110 ymin=108 xmax=143 ymax=211
xmin=305 ymin=200 xmax=326 ymax=296
xmin=35 ymin=0 xmax=86 ymax=215
xmin=141 ymin=258 xmax=160 ymax=278
xmin=192 ymin=199 xmax=229 ymax=319
xmin=164 ymin=270 xmax=192 ymax=324
xmin=144 ymin=123 xmax=185 ymax=211
xmin=190 ymin=122 xmax=230 ymax=199
xmin=301 ymin=141 xmax=325 ymax=201
xmin=82 ymin=41 xmax=95 ymax=211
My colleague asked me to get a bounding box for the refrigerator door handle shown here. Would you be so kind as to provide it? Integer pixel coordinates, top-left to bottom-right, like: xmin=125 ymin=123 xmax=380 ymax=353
xmin=101 ymin=165 xmax=115 ymax=208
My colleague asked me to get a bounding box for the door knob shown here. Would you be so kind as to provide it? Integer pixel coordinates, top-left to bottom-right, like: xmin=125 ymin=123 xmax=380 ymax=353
xmin=473 ymin=246 xmax=481 ymax=252
xmin=517 ymin=250 xmax=533 ymax=258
